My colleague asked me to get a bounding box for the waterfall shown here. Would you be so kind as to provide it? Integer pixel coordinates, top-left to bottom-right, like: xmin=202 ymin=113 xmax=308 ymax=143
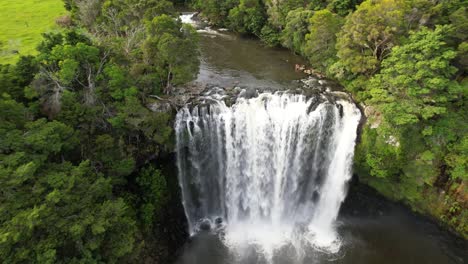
xmin=175 ymin=92 xmax=361 ymax=257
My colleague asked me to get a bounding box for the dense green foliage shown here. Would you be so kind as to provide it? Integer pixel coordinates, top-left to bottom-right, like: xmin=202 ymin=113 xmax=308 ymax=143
xmin=144 ymin=15 xmax=199 ymax=92
xmin=280 ymin=8 xmax=313 ymax=55
xmin=1 ymin=0 xmax=198 ymax=262
xmin=1 ymin=1 xmax=467 ymax=262
xmin=191 ymin=0 xmax=363 ymax=46
xmin=357 ymin=24 xmax=467 ymax=236
xmin=304 ymin=9 xmax=342 ymax=72
xmin=191 ymin=0 xmax=467 ymax=237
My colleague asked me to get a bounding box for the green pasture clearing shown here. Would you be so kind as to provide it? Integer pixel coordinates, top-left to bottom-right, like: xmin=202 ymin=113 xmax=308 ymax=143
xmin=0 ymin=0 xmax=67 ymax=65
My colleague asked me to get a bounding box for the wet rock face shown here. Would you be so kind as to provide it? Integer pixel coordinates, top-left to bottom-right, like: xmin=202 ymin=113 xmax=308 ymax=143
xmin=175 ymin=74 xmax=355 ymax=109
xmin=215 ymin=217 xmax=223 ymax=225
xmin=301 ymin=77 xmax=320 ymax=89
xmin=147 ymin=101 xmax=172 ymax=113
xmin=199 ymin=219 xmax=212 ymax=231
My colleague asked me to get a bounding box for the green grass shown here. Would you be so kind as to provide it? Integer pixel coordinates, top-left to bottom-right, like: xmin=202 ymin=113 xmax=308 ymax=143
xmin=0 ymin=0 xmax=67 ymax=65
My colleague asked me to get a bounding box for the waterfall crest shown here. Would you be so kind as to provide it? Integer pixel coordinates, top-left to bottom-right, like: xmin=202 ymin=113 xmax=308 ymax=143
xmin=175 ymin=92 xmax=361 ymax=256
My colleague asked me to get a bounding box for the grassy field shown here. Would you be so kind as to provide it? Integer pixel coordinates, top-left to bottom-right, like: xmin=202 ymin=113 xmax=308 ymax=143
xmin=0 ymin=0 xmax=67 ymax=65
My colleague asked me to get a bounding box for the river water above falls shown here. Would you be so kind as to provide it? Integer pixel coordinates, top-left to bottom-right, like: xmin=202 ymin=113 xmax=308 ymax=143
xmin=173 ymin=13 xmax=467 ymax=264
xmin=181 ymin=13 xmax=307 ymax=90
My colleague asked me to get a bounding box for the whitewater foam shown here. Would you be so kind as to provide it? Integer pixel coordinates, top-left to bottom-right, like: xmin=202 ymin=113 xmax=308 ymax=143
xmin=175 ymin=92 xmax=361 ymax=259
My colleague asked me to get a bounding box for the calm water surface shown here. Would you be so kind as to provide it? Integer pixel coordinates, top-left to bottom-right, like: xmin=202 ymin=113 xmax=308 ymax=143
xmin=194 ymin=30 xmax=306 ymax=89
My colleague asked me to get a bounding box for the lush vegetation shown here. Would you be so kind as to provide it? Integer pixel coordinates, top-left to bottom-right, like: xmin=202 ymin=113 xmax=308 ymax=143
xmin=190 ymin=0 xmax=467 ymax=238
xmin=1 ymin=0 xmax=466 ymax=262
xmin=0 ymin=0 xmax=67 ymax=65
xmin=0 ymin=0 xmax=198 ymax=262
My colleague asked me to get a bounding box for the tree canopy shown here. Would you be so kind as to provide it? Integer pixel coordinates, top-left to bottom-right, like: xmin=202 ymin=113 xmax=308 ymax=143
xmin=0 ymin=0 xmax=199 ymax=262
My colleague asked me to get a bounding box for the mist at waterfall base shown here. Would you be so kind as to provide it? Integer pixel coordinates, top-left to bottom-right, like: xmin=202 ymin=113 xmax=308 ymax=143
xmin=175 ymin=92 xmax=362 ymax=263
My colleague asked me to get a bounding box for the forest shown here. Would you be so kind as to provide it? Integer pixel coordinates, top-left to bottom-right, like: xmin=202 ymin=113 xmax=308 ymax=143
xmin=1 ymin=0 xmax=198 ymax=262
xmin=0 ymin=0 xmax=466 ymax=263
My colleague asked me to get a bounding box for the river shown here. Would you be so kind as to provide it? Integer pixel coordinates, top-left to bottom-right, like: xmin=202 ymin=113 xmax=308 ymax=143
xmin=183 ymin=13 xmax=306 ymax=90
xmin=173 ymin=13 xmax=468 ymax=264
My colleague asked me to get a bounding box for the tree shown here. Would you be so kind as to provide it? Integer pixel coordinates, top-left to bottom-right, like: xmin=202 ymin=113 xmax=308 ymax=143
xmin=34 ymin=37 xmax=107 ymax=117
xmin=0 ymin=1 xmax=198 ymax=262
xmin=0 ymin=56 xmax=38 ymax=102
xmin=264 ymin=0 xmax=308 ymax=29
xmin=280 ymin=8 xmax=313 ymax=55
xmin=450 ymin=7 xmax=468 ymax=73
xmin=327 ymin=0 xmax=363 ymax=16
xmin=143 ymin=15 xmax=199 ymax=93
xmin=192 ymin=0 xmax=240 ymax=27
xmin=335 ymin=0 xmax=409 ymax=78
xmin=73 ymin=0 xmax=103 ymax=28
xmin=0 ymin=98 xmax=137 ymax=262
xmin=259 ymin=23 xmax=282 ymax=47
xmin=228 ymin=0 xmax=267 ymax=36
xmin=137 ymin=166 xmax=169 ymax=231
xmin=304 ymin=9 xmax=343 ymax=72
xmin=368 ymin=25 xmax=462 ymax=126
xmin=0 ymin=160 xmax=137 ymax=263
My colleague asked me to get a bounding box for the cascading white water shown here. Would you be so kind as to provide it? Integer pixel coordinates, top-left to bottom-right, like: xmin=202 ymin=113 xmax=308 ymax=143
xmin=180 ymin=12 xmax=229 ymax=37
xmin=175 ymin=92 xmax=361 ymax=259
xmin=180 ymin=13 xmax=196 ymax=25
